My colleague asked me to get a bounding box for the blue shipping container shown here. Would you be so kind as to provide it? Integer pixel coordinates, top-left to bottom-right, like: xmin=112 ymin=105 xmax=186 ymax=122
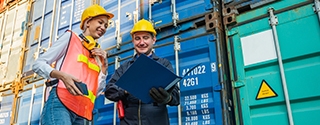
xmin=23 ymin=0 xmax=57 ymax=74
xmin=16 ymin=80 xmax=45 ymax=125
xmin=94 ymin=0 xmax=225 ymax=124
xmin=0 ymin=90 xmax=14 ymax=125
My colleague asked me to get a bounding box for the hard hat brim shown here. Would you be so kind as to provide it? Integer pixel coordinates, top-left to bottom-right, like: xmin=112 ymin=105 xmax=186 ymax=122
xmin=80 ymin=12 xmax=114 ymax=30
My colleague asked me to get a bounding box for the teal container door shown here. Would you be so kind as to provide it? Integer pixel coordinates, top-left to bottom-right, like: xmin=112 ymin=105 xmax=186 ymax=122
xmin=227 ymin=0 xmax=320 ymax=125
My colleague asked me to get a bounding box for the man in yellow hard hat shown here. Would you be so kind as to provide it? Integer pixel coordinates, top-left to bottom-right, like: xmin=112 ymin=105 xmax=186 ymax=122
xmin=104 ymin=19 xmax=180 ymax=125
xmin=32 ymin=4 xmax=113 ymax=125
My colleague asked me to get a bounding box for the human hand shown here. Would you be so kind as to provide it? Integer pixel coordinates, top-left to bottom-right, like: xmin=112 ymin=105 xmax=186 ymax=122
xmin=91 ymin=48 xmax=107 ymax=64
xmin=149 ymin=87 xmax=172 ymax=104
xmin=56 ymin=71 xmax=83 ymax=96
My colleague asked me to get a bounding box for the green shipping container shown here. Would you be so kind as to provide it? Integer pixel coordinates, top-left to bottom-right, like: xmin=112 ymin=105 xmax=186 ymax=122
xmin=226 ymin=0 xmax=320 ymax=125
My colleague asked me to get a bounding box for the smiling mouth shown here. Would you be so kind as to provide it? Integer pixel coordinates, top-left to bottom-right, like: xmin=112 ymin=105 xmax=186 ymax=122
xmin=97 ymin=31 xmax=104 ymax=36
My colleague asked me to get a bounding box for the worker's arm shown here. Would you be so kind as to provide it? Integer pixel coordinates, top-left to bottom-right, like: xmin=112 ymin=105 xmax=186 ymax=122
xmin=104 ymin=61 xmax=129 ymax=101
xmin=32 ymin=32 xmax=71 ymax=79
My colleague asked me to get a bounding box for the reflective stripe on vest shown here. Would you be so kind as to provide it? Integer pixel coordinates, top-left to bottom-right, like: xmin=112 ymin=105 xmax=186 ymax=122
xmin=78 ymin=54 xmax=100 ymax=72
xmin=56 ymin=31 xmax=99 ymax=120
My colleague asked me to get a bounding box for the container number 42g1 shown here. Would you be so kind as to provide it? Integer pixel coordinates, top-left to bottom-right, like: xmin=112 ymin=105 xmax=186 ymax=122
xmin=182 ymin=65 xmax=206 ymax=87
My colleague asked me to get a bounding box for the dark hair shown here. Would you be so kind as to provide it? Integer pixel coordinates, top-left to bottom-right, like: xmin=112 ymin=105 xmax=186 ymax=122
xmin=149 ymin=32 xmax=155 ymax=38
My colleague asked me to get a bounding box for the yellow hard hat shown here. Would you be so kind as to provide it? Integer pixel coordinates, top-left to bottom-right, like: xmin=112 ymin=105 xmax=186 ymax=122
xmin=130 ymin=19 xmax=157 ymax=35
xmin=80 ymin=4 xmax=114 ymax=30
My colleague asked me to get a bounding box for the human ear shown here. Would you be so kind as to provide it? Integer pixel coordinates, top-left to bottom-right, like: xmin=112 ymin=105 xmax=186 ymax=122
xmin=152 ymin=37 xmax=156 ymax=44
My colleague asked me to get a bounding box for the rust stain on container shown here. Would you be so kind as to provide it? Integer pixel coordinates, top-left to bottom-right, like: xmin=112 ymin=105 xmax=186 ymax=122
xmin=0 ymin=0 xmax=5 ymax=12
xmin=34 ymin=25 xmax=40 ymax=40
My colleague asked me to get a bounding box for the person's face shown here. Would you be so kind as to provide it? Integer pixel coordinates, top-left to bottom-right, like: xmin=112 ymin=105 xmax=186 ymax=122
xmin=132 ymin=31 xmax=156 ymax=56
xmin=84 ymin=15 xmax=109 ymax=39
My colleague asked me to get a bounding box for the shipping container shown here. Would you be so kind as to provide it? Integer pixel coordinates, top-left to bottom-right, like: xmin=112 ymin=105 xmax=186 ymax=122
xmin=94 ymin=21 xmax=226 ymax=125
xmin=151 ymin=0 xmax=213 ymax=28
xmin=18 ymin=0 xmax=96 ymax=124
xmin=15 ymin=80 xmax=45 ymax=125
xmin=22 ymin=0 xmax=93 ymax=76
xmin=0 ymin=90 xmax=14 ymax=125
xmin=94 ymin=0 xmax=229 ymax=125
xmin=225 ymin=0 xmax=320 ymax=125
xmin=0 ymin=0 xmax=319 ymax=125
xmin=22 ymin=0 xmax=58 ymax=76
xmin=97 ymin=0 xmax=140 ymax=50
xmin=0 ymin=0 xmax=29 ymax=87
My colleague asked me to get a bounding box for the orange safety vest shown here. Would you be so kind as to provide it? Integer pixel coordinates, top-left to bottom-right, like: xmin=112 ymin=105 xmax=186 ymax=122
xmin=56 ymin=31 xmax=100 ymax=120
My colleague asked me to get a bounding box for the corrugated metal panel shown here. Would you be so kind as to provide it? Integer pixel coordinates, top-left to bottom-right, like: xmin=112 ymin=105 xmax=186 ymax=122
xmin=94 ymin=96 xmax=116 ymax=125
xmin=23 ymin=0 xmax=93 ymax=76
xmin=98 ymin=0 xmax=141 ymax=50
xmin=94 ymin=1 xmax=224 ymax=123
xmin=224 ymin=0 xmax=278 ymax=8
xmin=56 ymin=0 xmax=92 ymax=36
xmin=16 ymin=80 xmax=45 ymax=125
xmin=0 ymin=90 xmax=14 ymax=125
xmin=151 ymin=0 xmax=213 ymax=28
xmin=156 ymin=25 xmax=223 ymax=125
xmin=94 ymin=24 xmax=224 ymax=125
xmin=0 ymin=13 xmax=4 ymax=51
xmin=23 ymin=0 xmax=57 ymax=74
xmin=98 ymin=0 xmax=214 ymax=51
xmin=0 ymin=1 xmax=28 ymax=85
xmin=227 ymin=0 xmax=320 ymax=124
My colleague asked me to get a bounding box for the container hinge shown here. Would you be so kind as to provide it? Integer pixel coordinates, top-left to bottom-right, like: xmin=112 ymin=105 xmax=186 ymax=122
xmin=315 ymin=0 xmax=320 ymax=11
xmin=222 ymin=6 xmax=238 ymax=26
xmin=11 ymin=80 xmax=23 ymax=94
xmin=172 ymin=13 xmax=179 ymax=27
xmin=133 ymin=11 xmax=138 ymax=24
xmin=227 ymin=99 xmax=233 ymax=111
xmin=174 ymin=35 xmax=180 ymax=51
xmin=115 ymin=56 xmax=121 ymax=69
xmin=115 ymin=20 xmax=122 ymax=50
xmin=171 ymin=0 xmax=179 ymax=27
xmin=27 ymin=22 xmax=33 ymax=27
xmin=205 ymin=12 xmax=222 ymax=31
xmin=214 ymin=84 xmax=222 ymax=91
xmin=268 ymin=8 xmax=278 ymax=26
xmin=33 ymin=52 xmax=39 ymax=59
xmin=234 ymin=80 xmax=245 ymax=88
xmin=314 ymin=0 xmax=320 ymax=16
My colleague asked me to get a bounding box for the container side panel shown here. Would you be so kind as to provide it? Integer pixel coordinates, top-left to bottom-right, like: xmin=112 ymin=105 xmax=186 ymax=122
xmin=57 ymin=0 xmax=91 ymax=36
xmin=94 ymin=21 xmax=223 ymax=124
xmin=94 ymin=96 xmax=116 ymax=125
xmin=16 ymin=80 xmax=45 ymax=125
xmin=5 ymin=2 xmax=28 ymax=83
xmin=0 ymin=10 xmax=14 ymax=83
xmin=228 ymin=1 xmax=320 ymax=124
xmin=152 ymin=0 xmax=213 ymax=28
xmin=0 ymin=13 xmax=3 ymax=47
xmin=0 ymin=2 xmax=28 ymax=84
xmin=0 ymin=90 xmax=14 ymax=125
xmin=23 ymin=0 xmax=55 ymax=74
xmin=57 ymin=0 xmax=72 ymax=33
xmin=155 ymin=27 xmax=222 ymax=125
xmin=117 ymin=0 xmax=136 ymax=45
xmin=99 ymin=0 xmax=118 ymax=49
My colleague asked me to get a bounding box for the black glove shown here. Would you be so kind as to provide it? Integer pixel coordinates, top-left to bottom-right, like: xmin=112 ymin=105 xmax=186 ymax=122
xmin=149 ymin=87 xmax=172 ymax=104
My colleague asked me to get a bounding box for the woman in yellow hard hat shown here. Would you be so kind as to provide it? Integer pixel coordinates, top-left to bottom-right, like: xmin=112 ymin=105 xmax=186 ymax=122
xmin=32 ymin=4 xmax=113 ymax=125
xmin=104 ymin=19 xmax=180 ymax=125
